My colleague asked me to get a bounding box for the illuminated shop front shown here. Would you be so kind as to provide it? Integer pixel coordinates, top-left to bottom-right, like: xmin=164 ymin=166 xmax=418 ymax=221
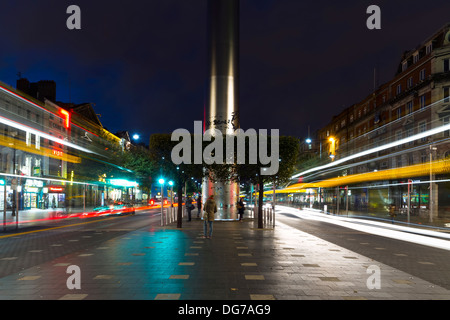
xmin=45 ymin=185 xmax=65 ymax=209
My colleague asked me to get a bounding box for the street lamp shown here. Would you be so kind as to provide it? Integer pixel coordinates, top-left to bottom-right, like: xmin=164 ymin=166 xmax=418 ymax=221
xmin=168 ymin=180 xmax=174 ymax=205
xmin=328 ymin=137 xmax=336 ymax=161
xmin=132 ymin=134 xmax=140 ymax=141
xmin=305 ymin=138 xmax=312 ymax=150
xmin=159 ymin=178 xmax=164 ymax=225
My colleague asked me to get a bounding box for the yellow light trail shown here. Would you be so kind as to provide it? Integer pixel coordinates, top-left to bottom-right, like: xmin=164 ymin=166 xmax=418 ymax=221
xmin=0 ymin=134 xmax=81 ymax=164
xmin=270 ymin=158 xmax=450 ymax=194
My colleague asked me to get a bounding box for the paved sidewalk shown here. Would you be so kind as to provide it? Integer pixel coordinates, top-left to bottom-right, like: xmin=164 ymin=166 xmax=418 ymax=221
xmin=1 ymin=216 xmax=450 ymax=300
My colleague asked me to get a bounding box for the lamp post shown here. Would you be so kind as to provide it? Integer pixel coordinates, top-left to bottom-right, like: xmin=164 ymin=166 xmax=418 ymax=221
xmin=429 ymin=145 xmax=437 ymax=223
xmin=169 ymin=180 xmax=174 ymax=222
xmin=328 ymin=137 xmax=336 ymax=161
xmin=159 ymin=178 xmax=164 ymax=226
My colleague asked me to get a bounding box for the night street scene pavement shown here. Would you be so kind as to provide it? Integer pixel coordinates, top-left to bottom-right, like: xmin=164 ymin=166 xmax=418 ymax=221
xmin=1 ymin=0 xmax=450 ymax=315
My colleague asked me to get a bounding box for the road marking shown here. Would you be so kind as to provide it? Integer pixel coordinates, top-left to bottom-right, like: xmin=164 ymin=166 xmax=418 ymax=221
xmin=94 ymin=275 xmax=114 ymax=279
xmin=154 ymin=293 xmax=180 ymax=300
xmin=250 ymin=294 xmax=275 ymax=300
xmin=245 ymin=275 xmax=265 ymax=280
xmin=18 ymin=276 xmax=41 ymax=281
xmin=169 ymin=275 xmax=189 ymax=279
xmin=59 ymin=294 xmax=88 ymax=300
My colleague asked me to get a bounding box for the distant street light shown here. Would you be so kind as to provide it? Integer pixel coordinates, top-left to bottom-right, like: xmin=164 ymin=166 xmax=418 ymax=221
xmin=132 ymin=134 xmax=140 ymax=140
xmin=168 ymin=181 xmax=174 ymax=209
xmin=159 ymin=178 xmax=165 ymax=225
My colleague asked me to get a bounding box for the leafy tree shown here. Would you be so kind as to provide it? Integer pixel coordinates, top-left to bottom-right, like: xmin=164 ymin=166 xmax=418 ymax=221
xmin=148 ymin=134 xmax=203 ymax=228
xmin=121 ymin=145 xmax=154 ymax=195
xmin=148 ymin=132 xmax=299 ymax=229
xmin=233 ymin=135 xmax=300 ymax=228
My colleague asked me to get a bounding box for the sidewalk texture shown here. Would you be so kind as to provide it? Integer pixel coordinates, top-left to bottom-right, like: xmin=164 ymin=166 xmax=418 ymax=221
xmin=1 ymin=216 xmax=450 ymax=300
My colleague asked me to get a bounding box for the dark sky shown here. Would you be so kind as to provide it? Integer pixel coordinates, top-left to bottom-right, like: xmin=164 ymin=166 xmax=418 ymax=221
xmin=1 ymin=0 xmax=449 ymax=143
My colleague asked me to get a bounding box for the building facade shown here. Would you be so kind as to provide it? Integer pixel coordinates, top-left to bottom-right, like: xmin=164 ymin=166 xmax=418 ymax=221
xmin=301 ymin=23 xmax=450 ymax=226
xmin=0 ymin=80 xmax=140 ymax=215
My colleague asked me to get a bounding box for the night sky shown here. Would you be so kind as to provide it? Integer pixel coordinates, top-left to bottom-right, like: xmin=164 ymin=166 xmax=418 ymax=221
xmin=1 ymin=0 xmax=449 ymax=143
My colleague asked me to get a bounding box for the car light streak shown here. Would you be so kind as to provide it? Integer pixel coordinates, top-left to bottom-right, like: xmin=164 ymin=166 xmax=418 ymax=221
xmin=283 ymin=158 xmax=450 ymax=191
xmin=277 ymin=206 xmax=450 ymax=251
xmin=0 ymin=114 xmax=97 ymax=155
xmin=292 ymin=121 xmax=450 ymax=179
xmin=0 ymin=133 xmax=81 ymax=163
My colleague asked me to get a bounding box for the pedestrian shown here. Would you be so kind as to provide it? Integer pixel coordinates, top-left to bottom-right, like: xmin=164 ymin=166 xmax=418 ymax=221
xmin=203 ymin=194 xmax=217 ymax=239
xmin=196 ymin=194 xmax=202 ymax=218
xmin=186 ymin=196 xmax=194 ymax=222
xmin=237 ymin=198 xmax=245 ymax=222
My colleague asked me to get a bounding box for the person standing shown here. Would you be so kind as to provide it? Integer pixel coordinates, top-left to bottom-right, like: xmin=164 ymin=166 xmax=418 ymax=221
xmin=237 ymin=198 xmax=245 ymax=222
xmin=186 ymin=196 xmax=193 ymax=222
xmin=203 ymin=195 xmax=217 ymax=239
xmin=196 ymin=194 xmax=202 ymax=218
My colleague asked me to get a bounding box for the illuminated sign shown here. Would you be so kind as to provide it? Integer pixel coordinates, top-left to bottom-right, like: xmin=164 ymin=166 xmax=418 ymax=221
xmin=59 ymin=109 xmax=71 ymax=129
xmin=108 ymin=179 xmax=138 ymax=187
xmin=52 ymin=149 xmax=64 ymax=157
xmin=25 ymin=179 xmax=44 ymax=188
xmin=49 ymin=187 xmax=64 ymax=192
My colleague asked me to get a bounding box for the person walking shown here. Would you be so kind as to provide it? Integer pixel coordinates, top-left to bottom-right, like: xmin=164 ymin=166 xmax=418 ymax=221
xmin=186 ymin=196 xmax=194 ymax=222
xmin=196 ymin=194 xmax=202 ymax=218
xmin=203 ymin=195 xmax=217 ymax=239
xmin=237 ymin=198 xmax=245 ymax=222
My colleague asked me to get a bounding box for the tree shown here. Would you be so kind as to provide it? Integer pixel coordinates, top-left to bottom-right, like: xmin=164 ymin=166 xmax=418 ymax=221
xmin=234 ymin=135 xmax=299 ymax=228
xmin=121 ymin=145 xmax=154 ymax=196
xmin=148 ymin=134 xmax=203 ymax=228
xmin=148 ymin=132 xmax=299 ymax=229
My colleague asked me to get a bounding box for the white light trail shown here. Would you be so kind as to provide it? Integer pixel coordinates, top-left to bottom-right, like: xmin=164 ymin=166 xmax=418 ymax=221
xmin=278 ymin=206 xmax=450 ymax=251
xmin=0 ymin=114 xmax=96 ymax=155
xmin=292 ymin=123 xmax=450 ymax=179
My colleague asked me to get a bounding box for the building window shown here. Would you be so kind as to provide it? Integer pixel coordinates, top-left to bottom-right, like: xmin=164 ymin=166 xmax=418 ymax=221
xmin=413 ymin=54 xmax=419 ymax=64
xmin=406 ymin=128 xmax=414 ymax=146
xmin=444 ymin=87 xmax=450 ymax=103
xmin=419 ymin=121 xmax=427 ymax=142
xmin=402 ymin=61 xmax=408 ymax=72
xmin=426 ymin=43 xmax=433 ymax=54
xmin=396 ymin=84 xmax=402 ymax=95
xmin=444 ymin=59 xmax=450 ymax=72
xmin=444 ymin=116 xmax=450 ymax=137
xmin=26 ymin=131 xmax=31 ymax=146
xmin=419 ymin=69 xmax=426 ymax=81
xmin=396 ymin=107 xmax=402 ymax=119
xmin=421 ymin=152 xmax=427 ymax=163
xmin=396 ymin=130 xmax=402 ymax=149
xmin=407 ymin=77 xmax=413 ymax=88
xmin=349 ymin=114 xmax=354 ymax=123
xmin=419 ymin=95 xmax=426 ymax=109
xmin=35 ymin=135 xmax=40 ymax=150
xmin=407 ymin=101 xmax=413 ymax=114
